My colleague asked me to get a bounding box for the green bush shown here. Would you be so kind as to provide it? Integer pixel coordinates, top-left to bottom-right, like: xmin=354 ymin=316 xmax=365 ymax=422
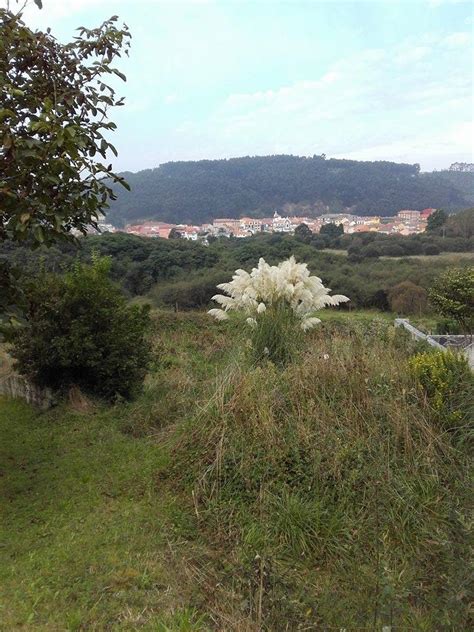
xmin=409 ymin=350 xmax=473 ymax=429
xmin=11 ymin=257 xmax=151 ymax=399
xmin=429 ymin=266 xmax=474 ymax=333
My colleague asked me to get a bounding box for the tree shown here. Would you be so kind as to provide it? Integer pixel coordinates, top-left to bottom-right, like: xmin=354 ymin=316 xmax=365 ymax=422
xmin=168 ymin=227 xmax=183 ymax=239
xmin=319 ymin=222 xmax=344 ymax=239
xmin=427 ymin=209 xmax=448 ymax=233
xmin=11 ymin=256 xmax=151 ymax=400
xmin=388 ymin=281 xmax=428 ymax=315
xmin=294 ymin=223 xmax=313 ymax=243
xmin=449 ymin=162 xmax=474 ymax=173
xmin=445 ymin=208 xmax=474 ymax=239
xmin=429 ymin=267 xmax=474 ymax=333
xmin=1 ymin=5 xmax=131 ymax=246
xmin=0 ymin=3 xmax=130 ymax=331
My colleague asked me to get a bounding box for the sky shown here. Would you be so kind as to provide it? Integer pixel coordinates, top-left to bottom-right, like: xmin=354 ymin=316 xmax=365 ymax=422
xmin=20 ymin=0 xmax=474 ymax=173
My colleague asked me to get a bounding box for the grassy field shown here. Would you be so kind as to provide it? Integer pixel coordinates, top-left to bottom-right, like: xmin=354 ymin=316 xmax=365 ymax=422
xmin=1 ymin=310 xmax=472 ymax=630
xmin=322 ymin=249 xmax=474 ymax=263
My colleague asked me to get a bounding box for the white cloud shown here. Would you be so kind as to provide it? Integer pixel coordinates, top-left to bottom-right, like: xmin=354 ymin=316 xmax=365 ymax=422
xmin=395 ymin=46 xmax=431 ymax=64
xmin=337 ymin=121 xmax=473 ymax=169
xmin=168 ymin=34 xmax=473 ymax=170
xmin=442 ymin=32 xmax=472 ymax=47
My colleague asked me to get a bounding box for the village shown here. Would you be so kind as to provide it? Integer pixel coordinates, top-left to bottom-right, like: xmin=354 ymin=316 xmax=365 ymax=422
xmin=99 ymin=208 xmax=436 ymax=241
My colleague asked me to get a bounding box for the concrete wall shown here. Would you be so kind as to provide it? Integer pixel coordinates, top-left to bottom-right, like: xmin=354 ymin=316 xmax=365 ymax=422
xmin=0 ymin=374 xmax=55 ymax=410
xmin=395 ymin=319 xmax=474 ymax=369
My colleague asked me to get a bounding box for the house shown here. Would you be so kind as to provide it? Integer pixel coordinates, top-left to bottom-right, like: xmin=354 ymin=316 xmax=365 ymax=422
xmin=398 ymin=210 xmax=420 ymax=222
xmin=213 ymin=218 xmax=241 ymax=232
xmin=420 ymin=208 xmax=436 ymax=220
xmin=272 ymin=211 xmax=292 ymax=232
xmin=240 ymin=217 xmax=262 ymax=232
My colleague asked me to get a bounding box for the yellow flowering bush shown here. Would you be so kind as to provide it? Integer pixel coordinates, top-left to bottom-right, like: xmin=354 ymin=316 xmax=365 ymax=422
xmin=409 ymin=350 xmax=472 ymax=428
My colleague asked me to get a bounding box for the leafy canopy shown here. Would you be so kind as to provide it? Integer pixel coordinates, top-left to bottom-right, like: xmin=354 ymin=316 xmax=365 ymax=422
xmin=0 ymin=4 xmax=131 ymax=247
xmin=429 ymin=267 xmax=474 ymax=333
xmin=426 ymin=209 xmax=448 ymax=233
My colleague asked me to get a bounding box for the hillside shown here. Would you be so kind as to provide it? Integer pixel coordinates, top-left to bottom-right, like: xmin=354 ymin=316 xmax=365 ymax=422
xmin=106 ymin=155 xmax=474 ymax=226
xmin=1 ymin=311 xmax=472 ymax=629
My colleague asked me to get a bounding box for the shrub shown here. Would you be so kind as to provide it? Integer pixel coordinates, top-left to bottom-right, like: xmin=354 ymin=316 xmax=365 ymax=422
xmin=11 ymin=257 xmax=151 ymax=399
xmin=429 ymin=267 xmax=474 ymax=333
xmin=150 ymin=270 xmax=231 ymax=310
xmin=208 ymin=257 xmax=349 ymax=365
xmin=423 ymin=243 xmax=441 ymax=256
xmin=435 ymin=318 xmax=462 ymax=335
xmin=388 ymin=281 xmax=428 ymax=315
xmin=409 ymin=350 xmax=473 ymax=429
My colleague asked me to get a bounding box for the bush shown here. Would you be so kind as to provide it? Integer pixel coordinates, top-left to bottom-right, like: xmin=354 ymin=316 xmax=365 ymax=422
xmin=208 ymin=257 xmax=349 ymax=366
xmin=429 ymin=267 xmax=474 ymax=333
xmin=150 ymin=270 xmax=231 ymax=309
xmin=388 ymin=281 xmax=428 ymax=315
xmin=423 ymin=243 xmax=441 ymax=256
xmin=435 ymin=318 xmax=462 ymax=335
xmin=11 ymin=257 xmax=151 ymax=399
xmin=409 ymin=350 xmax=473 ymax=429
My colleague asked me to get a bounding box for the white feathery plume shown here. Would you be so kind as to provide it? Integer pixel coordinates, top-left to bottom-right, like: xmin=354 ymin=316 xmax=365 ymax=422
xmin=208 ymin=256 xmax=349 ymax=328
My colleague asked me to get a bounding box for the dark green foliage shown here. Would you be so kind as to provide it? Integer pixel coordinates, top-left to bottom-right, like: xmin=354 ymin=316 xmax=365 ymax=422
xmin=106 ymin=155 xmax=474 ymax=226
xmin=168 ymin=227 xmax=183 ymax=239
xmin=429 ymin=267 xmax=474 ymax=333
xmin=427 ymin=209 xmax=448 ymax=233
xmin=149 ymin=270 xmax=230 ymax=310
xmin=444 ymin=207 xmax=474 ymax=238
xmin=294 ymin=222 xmax=313 ymax=243
xmin=0 ymin=7 xmax=130 ymax=247
xmin=0 ymin=259 xmax=25 ymax=337
xmin=11 ymin=257 xmax=150 ymax=399
xmin=319 ymin=222 xmax=344 ymax=238
xmin=1 ymin=230 xmax=472 ymax=314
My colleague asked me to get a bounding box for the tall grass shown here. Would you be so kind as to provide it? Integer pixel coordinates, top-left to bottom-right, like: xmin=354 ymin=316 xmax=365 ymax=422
xmin=247 ymin=302 xmax=304 ymax=366
xmin=166 ymin=320 xmax=472 ymax=629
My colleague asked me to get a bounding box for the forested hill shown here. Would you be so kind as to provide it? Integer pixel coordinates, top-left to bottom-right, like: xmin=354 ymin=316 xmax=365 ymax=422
xmin=106 ymin=155 xmax=474 ymax=226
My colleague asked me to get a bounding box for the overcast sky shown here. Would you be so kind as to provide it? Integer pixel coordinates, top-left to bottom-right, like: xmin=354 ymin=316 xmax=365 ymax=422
xmin=21 ymin=0 xmax=474 ymax=173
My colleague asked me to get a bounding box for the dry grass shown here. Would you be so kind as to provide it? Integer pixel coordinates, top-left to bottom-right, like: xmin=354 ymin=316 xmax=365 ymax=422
xmin=166 ymin=320 xmax=472 ymax=629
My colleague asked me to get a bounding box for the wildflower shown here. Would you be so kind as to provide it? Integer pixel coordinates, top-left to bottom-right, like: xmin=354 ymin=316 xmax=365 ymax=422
xmin=257 ymin=302 xmax=266 ymax=314
xmin=323 ymin=353 xmax=330 ymax=361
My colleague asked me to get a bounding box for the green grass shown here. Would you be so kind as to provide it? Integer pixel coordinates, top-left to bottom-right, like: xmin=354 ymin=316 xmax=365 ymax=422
xmin=1 ymin=310 xmax=472 ymax=630
xmin=0 ymin=398 xmax=209 ymax=630
xmin=0 ymin=311 xmax=233 ymax=631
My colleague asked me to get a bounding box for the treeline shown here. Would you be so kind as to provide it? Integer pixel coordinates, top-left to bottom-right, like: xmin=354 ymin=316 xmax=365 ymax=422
xmin=2 ymin=210 xmax=472 ymax=314
xmin=106 ymin=155 xmax=474 ymax=226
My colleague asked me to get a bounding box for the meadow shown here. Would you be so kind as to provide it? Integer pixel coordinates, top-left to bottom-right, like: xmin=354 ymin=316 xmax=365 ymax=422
xmin=1 ymin=310 xmax=472 ymax=630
